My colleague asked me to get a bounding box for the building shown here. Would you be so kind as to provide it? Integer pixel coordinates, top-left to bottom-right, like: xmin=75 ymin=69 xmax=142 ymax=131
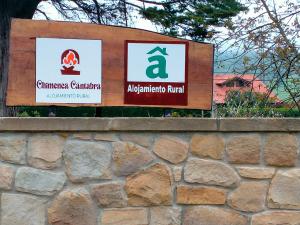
xmin=213 ymin=74 xmax=280 ymax=104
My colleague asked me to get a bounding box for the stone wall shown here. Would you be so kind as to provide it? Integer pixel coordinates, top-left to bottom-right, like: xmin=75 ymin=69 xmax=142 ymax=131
xmin=0 ymin=118 xmax=300 ymax=225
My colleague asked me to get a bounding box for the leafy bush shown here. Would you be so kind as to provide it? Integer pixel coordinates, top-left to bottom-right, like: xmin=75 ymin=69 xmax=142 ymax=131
xmin=217 ymin=90 xmax=283 ymax=117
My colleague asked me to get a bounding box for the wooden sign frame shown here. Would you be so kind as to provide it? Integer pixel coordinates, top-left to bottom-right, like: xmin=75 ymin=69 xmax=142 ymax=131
xmin=7 ymin=19 xmax=214 ymax=110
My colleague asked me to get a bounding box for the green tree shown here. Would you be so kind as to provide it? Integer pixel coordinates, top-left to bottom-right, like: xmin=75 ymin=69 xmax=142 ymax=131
xmin=140 ymin=0 xmax=247 ymax=41
xmin=214 ymin=0 xmax=300 ymax=111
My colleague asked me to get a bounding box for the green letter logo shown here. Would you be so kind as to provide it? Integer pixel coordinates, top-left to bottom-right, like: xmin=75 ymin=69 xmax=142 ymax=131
xmin=146 ymin=47 xmax=168 ymax=79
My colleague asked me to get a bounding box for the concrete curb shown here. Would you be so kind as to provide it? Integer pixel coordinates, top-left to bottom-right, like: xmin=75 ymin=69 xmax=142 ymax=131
xmin=0 ymin=118 xmax=299 ymax=132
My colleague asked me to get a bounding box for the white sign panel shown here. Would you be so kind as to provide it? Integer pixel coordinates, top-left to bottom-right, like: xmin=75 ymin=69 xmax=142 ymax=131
xmin=36 ymin=38 xmax=102 ymax=104
xmin=127 ymin=43 xmax=186 ymax=83
xmin=125 ymin=41 xmax=188 ymax=106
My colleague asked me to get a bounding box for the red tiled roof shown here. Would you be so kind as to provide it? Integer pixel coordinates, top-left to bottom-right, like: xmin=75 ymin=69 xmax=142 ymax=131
xmin=213 ymin=74 xmax=280 ymax=104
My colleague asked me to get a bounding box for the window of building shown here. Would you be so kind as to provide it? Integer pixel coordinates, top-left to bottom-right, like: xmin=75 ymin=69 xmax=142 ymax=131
xmin=225 ymin=81 xmax=234 ymax=87
xmin=236 ymin=80 xmax=245 ymax=87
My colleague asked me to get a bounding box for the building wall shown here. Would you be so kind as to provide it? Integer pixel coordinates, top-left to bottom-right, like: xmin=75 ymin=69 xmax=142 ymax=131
xmin=0 ymin=118 xmax=300 ymax=225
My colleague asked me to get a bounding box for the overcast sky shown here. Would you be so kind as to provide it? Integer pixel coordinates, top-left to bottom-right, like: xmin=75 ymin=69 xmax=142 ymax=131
xmin=35 ymin=0 xmax=299 ymax=36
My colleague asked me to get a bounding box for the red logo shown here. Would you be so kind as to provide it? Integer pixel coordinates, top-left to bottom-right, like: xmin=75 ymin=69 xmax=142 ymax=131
xmin=61 ymin=49 xmax=80 ymax=75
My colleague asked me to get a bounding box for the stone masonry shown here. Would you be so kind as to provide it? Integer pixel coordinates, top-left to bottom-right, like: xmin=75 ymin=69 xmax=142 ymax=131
xmin=0 ymin=118 xmax=300 ymax=225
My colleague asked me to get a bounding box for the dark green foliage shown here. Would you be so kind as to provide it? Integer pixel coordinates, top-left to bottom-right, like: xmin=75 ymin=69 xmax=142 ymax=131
xmin=17 ymin=107 xmax=95 ymax=117
xmin=170 ymin=109 xmax=211 ymax=117
xmin=141 ymin=0 xmax=247 ymax=41
xmin=101 ymin=107 xmax=164 ymax=117
xmin=17 ymin=106 xmax=166 ymax=117
xmin=274 ymin=108 xmax=300 ymax=117
xmin=17 ymin=106 xmax=211 ymax=117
